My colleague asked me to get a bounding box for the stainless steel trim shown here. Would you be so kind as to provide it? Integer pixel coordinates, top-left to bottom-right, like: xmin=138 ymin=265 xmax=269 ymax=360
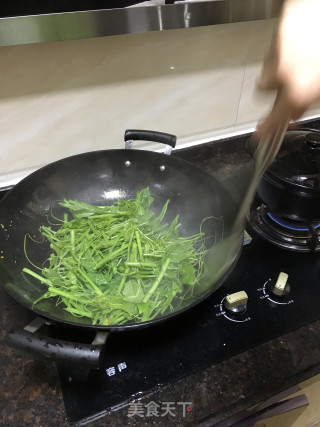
xmin=163 ymin=145 xmax=172 ymax=155
xmin=125 ymin=140 xmax=134 ymax=150
xmin=91 ymin=331 xmax=109 ymax=345
xmin=125 ymin=139 xmax=172 ymax=154
xmin=24 ymin=317 xmax=48 ymax=333
xmin=0 ymin=0 xmax=284 ymax=47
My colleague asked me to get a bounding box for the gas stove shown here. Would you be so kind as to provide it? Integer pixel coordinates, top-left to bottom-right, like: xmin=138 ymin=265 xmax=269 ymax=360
xmin=248 ymin=203 xmax=320 ymax=252
xmin=1 ymin=124 xmax=320 ymax=424
xmin=52 ymin=227 xmax=320 ymax=424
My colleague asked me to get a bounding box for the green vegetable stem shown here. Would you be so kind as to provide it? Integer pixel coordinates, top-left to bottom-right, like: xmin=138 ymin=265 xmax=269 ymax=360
xmin=22 ymin=187 xmax=207 ymax=326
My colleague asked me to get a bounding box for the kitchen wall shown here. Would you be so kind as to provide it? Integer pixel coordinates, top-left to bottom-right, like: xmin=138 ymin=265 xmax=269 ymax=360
xmin=1 ymin=19 xmax=320 ymax=188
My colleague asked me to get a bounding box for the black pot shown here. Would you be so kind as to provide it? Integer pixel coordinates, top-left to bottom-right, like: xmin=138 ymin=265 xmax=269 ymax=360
xmin=248 ymin=130 xmax=320 ymax=221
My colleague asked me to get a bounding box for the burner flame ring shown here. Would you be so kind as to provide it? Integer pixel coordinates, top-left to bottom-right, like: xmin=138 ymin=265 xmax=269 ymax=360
xmin=266 ymin=212 xmax=320 ymax=232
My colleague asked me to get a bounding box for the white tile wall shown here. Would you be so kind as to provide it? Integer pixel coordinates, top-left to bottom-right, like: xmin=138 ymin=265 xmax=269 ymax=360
xmin=236 ymin=19 xmax=320 ymax=127
xmin=0 ymin=19 xmax=319 ymax=188
xmin=236 ymin=19 xmax=277 ymax=125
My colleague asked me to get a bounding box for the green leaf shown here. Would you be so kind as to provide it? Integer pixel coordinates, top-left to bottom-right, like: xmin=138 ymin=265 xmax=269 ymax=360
xmin=122 ymin=279 xmax=145 ymax=303
xmin=135 ymin=187 xmax=154 ymax=214
xmin=181 ymin=264 xmax=196 ymax=285
xmin=60 ymin=200 xmax=107 ymax=218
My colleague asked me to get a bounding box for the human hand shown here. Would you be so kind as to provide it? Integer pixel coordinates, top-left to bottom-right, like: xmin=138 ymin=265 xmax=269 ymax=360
xmin=257 ymin=0 xmax=320 ymax=137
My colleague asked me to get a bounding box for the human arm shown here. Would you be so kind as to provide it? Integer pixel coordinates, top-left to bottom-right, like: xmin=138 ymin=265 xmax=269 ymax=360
xmin=257 ymin=0 xmax=320 ymax=137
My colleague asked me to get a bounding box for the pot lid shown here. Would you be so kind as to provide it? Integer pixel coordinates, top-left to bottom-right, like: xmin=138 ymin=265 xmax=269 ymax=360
xmin=265 ymin=131 xmax=320 ymax=190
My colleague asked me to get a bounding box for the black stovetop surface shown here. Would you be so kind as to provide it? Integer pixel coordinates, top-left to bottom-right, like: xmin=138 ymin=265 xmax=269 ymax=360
xmin=58 ymin=230 xmax=320 ymax=424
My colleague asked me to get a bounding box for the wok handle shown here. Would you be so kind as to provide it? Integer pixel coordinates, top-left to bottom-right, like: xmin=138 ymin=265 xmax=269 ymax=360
xmin=7 ymin=320 xmax=108 ymax=369
xmin=124 ymin=129 xmax=177 ymax=154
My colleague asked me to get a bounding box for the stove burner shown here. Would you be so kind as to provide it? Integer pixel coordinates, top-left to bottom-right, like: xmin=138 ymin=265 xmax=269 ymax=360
xmin=248 ymin=205 xmax=320 ymax=252
xmin=266 ymin=212 xmax=320 ymax=232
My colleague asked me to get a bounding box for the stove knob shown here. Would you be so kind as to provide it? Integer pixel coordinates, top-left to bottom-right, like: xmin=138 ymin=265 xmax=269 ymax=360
xmin=269 ymin=272 xmax=290 ymax=297
xmin=224 ymin=291 xmax=248 ymax=315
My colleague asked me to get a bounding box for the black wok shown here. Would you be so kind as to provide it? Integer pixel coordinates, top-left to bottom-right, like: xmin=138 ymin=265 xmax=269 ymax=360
xmin=0 ymin=130 xmax=242 ymax=366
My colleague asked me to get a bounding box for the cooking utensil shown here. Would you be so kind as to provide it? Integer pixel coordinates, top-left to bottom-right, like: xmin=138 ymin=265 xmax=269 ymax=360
xmin=199 ymin=113 xmax=290 ymax=287
xmin=249 ymin=129 xmax=320 ymax=221
xmin=0 ymin=129 xmax=242 ymax=366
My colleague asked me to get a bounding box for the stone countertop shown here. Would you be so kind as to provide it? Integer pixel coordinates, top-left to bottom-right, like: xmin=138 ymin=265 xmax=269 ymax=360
xmin=1 ymin=127 xmax=320 ymax=426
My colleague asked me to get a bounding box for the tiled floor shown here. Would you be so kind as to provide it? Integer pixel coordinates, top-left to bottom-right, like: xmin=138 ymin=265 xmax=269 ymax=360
xmin=255 ymin=375 xmax=320 ymax=427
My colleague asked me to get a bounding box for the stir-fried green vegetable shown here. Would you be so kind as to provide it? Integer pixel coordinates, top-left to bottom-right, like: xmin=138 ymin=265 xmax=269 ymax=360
xmin=22 ymin=188 xmax=207 ymax=325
